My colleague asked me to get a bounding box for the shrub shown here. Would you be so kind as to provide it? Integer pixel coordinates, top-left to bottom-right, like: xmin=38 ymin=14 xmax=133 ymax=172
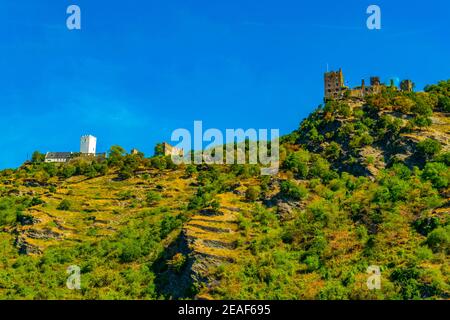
xmin=438 ymin=95 xmax=450 ymax=112
xmin=349 ymin=133 xmax=374 ymax=149
xmin=57 ymin=200 xmax=72 ymax=211
xmin=304 ymin=254 xmax=320 ymax=271
xmin=421 ymin=162 xmax=449 ymax=188
xmin=245 ymin=186 xmax=261 ymax=201
xmin=416 ymin=139 xmax=442 ymax=159
xmin=410 ymin=116 xmax=432 ymax=128
xmin=284 ymin=150 xmax=310 ymax=178
xmin=280 ymin=180 xmax=308 ymax=201
xmin=146 ymin=191 xmax=162 ymax=206
xmin=426 ymin=226 xmax=450 ymax=253
xmin=253 ymin=204 xmax=276 ymax=226
xmin=393 ymin=96 xmax=415 ymax=113
xmin=416 ymin=246 xmax=434 ymax=261
xmin=160 ymin=215 xmax=182 ymax=239
xmin=414 ymin=216 xmax=441 ymax=236
xmin=433 ymin=152 xmax=449 ymax=166
xmin=167 ymin=253 xmax=187 ymax=273
xmin=324 ymin=142 xmax=342 ymax=160
xmin=119 ymin=239 xmax=143 ymax=263
xmin=0 ymin=198 xmax=19 ymax=226
xmin=185 ymin=165 xmax=197 ymax=177
xmin=62 ymin=165 xmax=76 ymax=179
xmin=390 ymin=265 xmax=423 ymax=299
xmin=108 ymin=145 xmax=126 ymax=167
xmin=309 ymin=156 xmax=330 ymax=178
xmin=411 ymin=93 xmax=436 ymax=116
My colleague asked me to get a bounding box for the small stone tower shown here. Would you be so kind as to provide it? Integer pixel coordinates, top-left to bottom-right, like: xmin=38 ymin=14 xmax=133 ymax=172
xmin=370 ymin=77 xmax=381 ymax=86
xmin=324 ymin=68 xmax=345 ymax=99
xmin=400 ymin=80 xmax=414 ymax=92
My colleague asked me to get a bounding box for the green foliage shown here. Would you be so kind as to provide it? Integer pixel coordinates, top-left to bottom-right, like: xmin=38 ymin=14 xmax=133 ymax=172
xmin=434 ymin=152 xmax=450 ymax=166
xmin=426 ymin=226 xmax=450 ymax=254
xmin=167 ymin=253 xmax=187 ymax=273
xmin=154 ymin=143 xmax=165 ymax=157
xmin=146 ymin=191 xmax=162 ymax=206
xmin=425 ymin=79 xmax=450 ymax=111
xmin=185 ymin=165 xmax=197 ymax=177
xmin=108 ymin=145 xmax=126 ymax=167
xmin=393 ymin=96 xmax=415 ymax=113
xmin=57 ymin=199 xmax=72 ymax=211
xmin=414 ymin=216 xmax=441 ymax=236
xmin=324 ymin=100 xmax=352 ymax=117
xmin=0 ymin=198 xmax=21 ymax=226
xmin=1 ymin=78 xmax=449 ymax=301
xmin=324 ymin=142 xmax=342 ymax=161
xmin=421 ymin=162 xmax=449 ymax=189
xmin=438 ymin=96 xmax=450 ymax=112
xmin=349 ymin=132 xmax=374 ymax=149
xmin=31 ymin=151 xmax=45 ymax=163
xmin=150 ymin=156 xmax=176 ymax=170
xmin=410 ymin=116 xmax=432 ymax=128
xmin=284 ymin=150 xmax=310 ymax=178
xmin=416 ymin=139 xmax=442 ymax=159
xmin=245 ymin=186 xmax=261 ymax=201
xmin=280 ymin=180 xmax=308 ymax=201
xmin=160 ymin=215 xmax=182 ymax=239
xmin=411 ymin=92 xmax=437 ymax=116
xmin=61 ymin=165 xmax=76 ymax=178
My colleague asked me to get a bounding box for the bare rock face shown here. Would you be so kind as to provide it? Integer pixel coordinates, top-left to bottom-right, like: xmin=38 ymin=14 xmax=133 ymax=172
xmin=14 ymin=236 xmax=42 ymax=255
xmin=276 ymin=201 xmax=295 ymax=221
xmin=153 ymin=231 xmax=197 ymax=299
xmin=18 ymin=215 xmax=41 ymax=226
xmin=24 ymin=228 xmax=63 ymax=240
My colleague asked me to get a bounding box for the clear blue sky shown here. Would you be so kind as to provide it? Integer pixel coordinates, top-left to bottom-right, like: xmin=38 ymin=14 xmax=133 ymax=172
xmin=0 ymin=0 xmax=449 ymax=168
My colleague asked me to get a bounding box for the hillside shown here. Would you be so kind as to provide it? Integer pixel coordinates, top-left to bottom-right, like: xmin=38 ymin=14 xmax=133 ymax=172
xmin=0 ymin=80 xmax=449 ymax=300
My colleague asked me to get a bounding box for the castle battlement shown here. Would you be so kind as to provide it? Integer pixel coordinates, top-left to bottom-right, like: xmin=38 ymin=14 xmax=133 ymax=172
xmin=324 ymin=69 xmax=414 ymax=100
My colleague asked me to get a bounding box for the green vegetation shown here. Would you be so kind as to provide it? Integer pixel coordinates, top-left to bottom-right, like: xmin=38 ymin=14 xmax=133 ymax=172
xmin=0 ymin=79 xmax=448 ymax=300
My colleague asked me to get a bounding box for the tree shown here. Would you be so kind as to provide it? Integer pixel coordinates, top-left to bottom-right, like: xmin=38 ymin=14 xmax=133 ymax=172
xmin=280 ymin=180 xmax=308 ymax=201
xmin=154 ymin=143 xmax=165 ymax=157
xmin=57 ymin=200 xmax=72 ymax=211
xmin=411 ymin=92 xmax=436 ymax=116
xmin=393 ymin=96 xmax=415 ymax=113
xmin=416 ymin=139 xmax=442 ymax=159
xmin=324 ymin=142 xmax=342 ymax=160
xmin=426 ymin=226 xmax=450 ymax=253
xmin=438 ymin=96 xmax=450 ymax=112
xmin=31 ymin=151 xmax=45 ymax=163
xmin=146 ymin=191 xmax=162 ymax=206
xmin=61 ymin=165 xmax=76 ymax=178
xmin=422 ymin=162 xmax=449 ymax=189
xmin=284 ymin=150 xmax=310 ymax=178
xmin=108 ymin=145 xmax=126 ymax=167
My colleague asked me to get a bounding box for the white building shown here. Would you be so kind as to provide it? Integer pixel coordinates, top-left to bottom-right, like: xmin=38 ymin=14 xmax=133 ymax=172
xmin=45 ymin=152 xmax=74 ymax=163
xmin=80 ymin=135 xmax=97 ymax=155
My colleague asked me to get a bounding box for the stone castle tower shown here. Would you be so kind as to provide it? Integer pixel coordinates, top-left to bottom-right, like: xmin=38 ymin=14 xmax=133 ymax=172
xmin=324 ymin=68 xmax=345 ymax=99
xmin=324 ymin=68 xmax=414 ymax=100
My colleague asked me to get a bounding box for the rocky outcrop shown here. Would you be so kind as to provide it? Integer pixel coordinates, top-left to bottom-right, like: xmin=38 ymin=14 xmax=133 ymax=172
xmin=24 ymin=228 xmax=63 ymax=240
xmin=14 ymin=236 xmax=42 ymax=255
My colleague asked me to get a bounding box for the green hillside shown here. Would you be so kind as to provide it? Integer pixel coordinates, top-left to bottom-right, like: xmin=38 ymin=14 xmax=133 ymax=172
xmin=0 ymin=80 xmax=449 ymax=300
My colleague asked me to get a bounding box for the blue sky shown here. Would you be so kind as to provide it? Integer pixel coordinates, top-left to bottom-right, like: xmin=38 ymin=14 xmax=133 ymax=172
xmin=0 ymin=0 xmax=449 ymax=168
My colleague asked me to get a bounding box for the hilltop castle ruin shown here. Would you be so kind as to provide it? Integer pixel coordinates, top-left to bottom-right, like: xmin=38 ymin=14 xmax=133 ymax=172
xmin=324 ymin=68 xmax=414 ymax=100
